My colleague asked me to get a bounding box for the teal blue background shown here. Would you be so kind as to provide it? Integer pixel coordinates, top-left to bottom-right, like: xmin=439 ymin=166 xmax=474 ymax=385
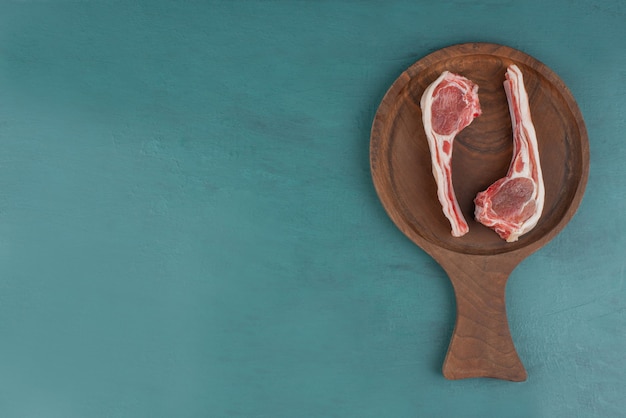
xmin=0 ymin=1 xmax=624 ymax=417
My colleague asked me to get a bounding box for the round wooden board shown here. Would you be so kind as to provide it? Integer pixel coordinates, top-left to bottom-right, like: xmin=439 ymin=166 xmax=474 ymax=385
xmin=370 ymin=43 xmax=590 ymax=381
xmin=371 ymin=43 xmax=589 ymax=257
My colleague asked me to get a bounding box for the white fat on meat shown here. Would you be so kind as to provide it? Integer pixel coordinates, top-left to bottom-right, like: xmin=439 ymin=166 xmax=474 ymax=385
xmin=474 ymin=64 xmax=545 ymax=242
xmin=421 ymin=71 xmax=482 ymax=237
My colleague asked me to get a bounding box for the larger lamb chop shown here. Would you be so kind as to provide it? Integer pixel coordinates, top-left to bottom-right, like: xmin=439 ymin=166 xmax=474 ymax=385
xmin=474 ymin=64 xmax=545 ymax=242
xmin=421 ymin=71 xmax=482 ymax=237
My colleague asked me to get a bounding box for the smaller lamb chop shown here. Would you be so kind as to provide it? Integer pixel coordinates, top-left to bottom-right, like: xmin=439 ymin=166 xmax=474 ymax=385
xmin=474 ymin=64 xmax=545 ymax=242
xmin=421 ymin=72 xmax=482 ymax=237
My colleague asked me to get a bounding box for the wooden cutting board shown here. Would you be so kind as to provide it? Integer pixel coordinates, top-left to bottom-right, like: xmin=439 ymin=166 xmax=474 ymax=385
xmin=370 ymin=43 xmax=589 ymax=381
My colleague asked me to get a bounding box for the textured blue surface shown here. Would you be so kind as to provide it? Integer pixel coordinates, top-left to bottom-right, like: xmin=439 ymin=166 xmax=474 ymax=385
xmin=0 ymin=1 xmax=624 ymax=417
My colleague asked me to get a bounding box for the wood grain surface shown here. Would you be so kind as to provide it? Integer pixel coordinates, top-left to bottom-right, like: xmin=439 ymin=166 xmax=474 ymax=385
xmin=371 ymin=43 xmax=590 ymax=381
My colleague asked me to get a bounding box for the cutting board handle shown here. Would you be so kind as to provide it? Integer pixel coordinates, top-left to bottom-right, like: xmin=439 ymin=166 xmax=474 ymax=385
xmin=440 ymin=253 xmax=527 ymax=381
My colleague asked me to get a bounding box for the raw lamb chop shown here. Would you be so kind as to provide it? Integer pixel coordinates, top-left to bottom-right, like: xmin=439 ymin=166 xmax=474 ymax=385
xmin=421 ymin=71 xmax=482 ymax=237
xmin=474 ymin=64 xmax=545 ymax=242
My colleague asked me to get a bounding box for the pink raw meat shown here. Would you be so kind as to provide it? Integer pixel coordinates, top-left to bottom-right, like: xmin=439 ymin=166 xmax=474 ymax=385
xmin=474 ymin=64 xmax=545 ymax=242
xmin=421 ymin=71 xmax=482 ymax=237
